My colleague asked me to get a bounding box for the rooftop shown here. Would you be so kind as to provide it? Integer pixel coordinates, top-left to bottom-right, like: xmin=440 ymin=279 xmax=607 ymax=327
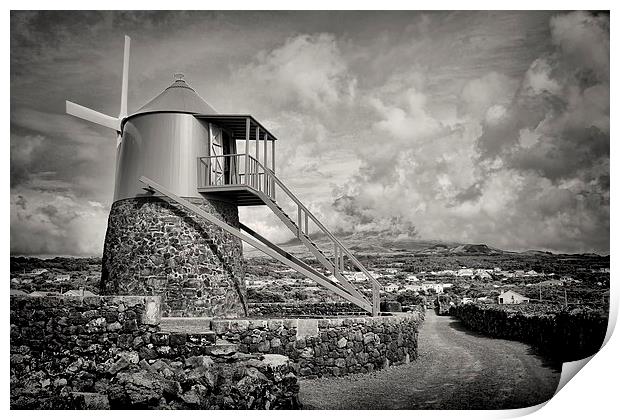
xmin=126 ymin=74 xmax=277 ymax=140
xmin=132 ymin=73 xmax=217 ymax=116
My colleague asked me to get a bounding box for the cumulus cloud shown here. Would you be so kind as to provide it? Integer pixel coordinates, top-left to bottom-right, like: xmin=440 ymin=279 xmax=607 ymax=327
xmin=477 ymin=13 xmax=609 ymax=186
xmin=238 ymin=33 xmax=356 ymax=111
xmin=330 ymin=11 xmax=609 ymax=253
xmin=10 ymin=111 xmax=116 ymax=199
xmin=550 ymin=11 xmax=610 ymax=81
xmin=459 ymin=72 xmax=518 ymax=118
xmin=11 ymin=189 xmax=109 ymax=256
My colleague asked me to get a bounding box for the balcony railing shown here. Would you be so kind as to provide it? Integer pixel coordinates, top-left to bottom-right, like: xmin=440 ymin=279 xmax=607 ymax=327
xmin=198 ymin=154 xmax=276 ymax=200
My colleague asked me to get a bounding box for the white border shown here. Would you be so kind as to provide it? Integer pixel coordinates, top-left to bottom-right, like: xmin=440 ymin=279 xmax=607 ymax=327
xmin=3 ymin=3 xmax=616 ymax=419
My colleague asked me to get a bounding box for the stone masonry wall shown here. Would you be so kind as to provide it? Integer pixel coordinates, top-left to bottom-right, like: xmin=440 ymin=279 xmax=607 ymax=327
xmin=10 ymin=295 xmax=299 ymax=409
xmin=101 ymin=197 xmax=247 ymax=318
xmin=212 ymin=311 xmax=423 ymax=378
xmin=247 ymin=302 xmax=366 ymax=318
xmin=451 ymin=303 xmax=608 ymax=362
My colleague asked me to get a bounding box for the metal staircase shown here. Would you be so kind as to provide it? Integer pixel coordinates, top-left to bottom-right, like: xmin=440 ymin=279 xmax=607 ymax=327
xmin=142 ymin=154 xmax=381 ymax=315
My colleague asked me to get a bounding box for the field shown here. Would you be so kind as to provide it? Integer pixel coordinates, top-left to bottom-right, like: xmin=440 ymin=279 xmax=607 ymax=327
xmin=10 ymin=240 xmax=610 ymax=314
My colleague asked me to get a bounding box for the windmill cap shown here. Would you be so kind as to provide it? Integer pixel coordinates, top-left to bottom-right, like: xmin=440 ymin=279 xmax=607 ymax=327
xmin=130 ymin=73 xmax=218 ymax=117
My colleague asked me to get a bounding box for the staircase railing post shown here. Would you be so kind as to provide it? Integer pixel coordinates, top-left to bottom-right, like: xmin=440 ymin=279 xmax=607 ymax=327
xmin=263 ymin=132 xmax=268 ymax=193
xmin=251 ymin=159 xmax=255 ymax=189
xmin=250 ymin=159 xmax=253 ymax=188
xmin=372 ymin=283 xmax=379 ymax=316
xmin=305 ymin=213 xmax=309 ymax=236
xmin=245 ymin=118 xmax=250 ymax=186
xmin=197 ymin=157 xmax=202 ymax=188
xmin=206 ymin=157 xmax=211 ymax=186
xmin=333 ymin=242 xmax=338 ymax=274
xmin=272 ymin=140 xmax=276 ymax=200
xmin=297 ymin=207 xmax=302 ymax=238
xmin=254 ymin=127 xmax=259 ymax=189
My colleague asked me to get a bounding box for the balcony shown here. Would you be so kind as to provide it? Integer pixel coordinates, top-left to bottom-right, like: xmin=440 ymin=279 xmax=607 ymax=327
xmin=197 ymin=154 xmax=275 ymax=206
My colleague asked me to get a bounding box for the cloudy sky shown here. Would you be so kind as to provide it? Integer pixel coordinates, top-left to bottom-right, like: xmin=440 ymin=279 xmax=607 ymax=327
xmin=10 ymin=10 xmax=609 ymax=256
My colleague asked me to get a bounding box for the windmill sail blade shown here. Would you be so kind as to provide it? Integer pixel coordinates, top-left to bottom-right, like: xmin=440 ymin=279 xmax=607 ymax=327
xmin=119 ymin=35 xmax=130 ymax=118
xmin=66 ymin=101 xmax=120 ymax=131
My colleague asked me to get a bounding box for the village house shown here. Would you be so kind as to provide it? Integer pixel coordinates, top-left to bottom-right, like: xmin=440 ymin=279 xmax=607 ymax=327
xmin=402 ymin=283 xmax=446 ymax=294
xmin=474 ymin=269 xmax=492 ymax=279
xmin=538 ymin=279 xmax=564 ymax=287
xmin=423 ymin=283 xmax=445 ymax=294
xmin=403 ymin=284 xmax=425 ymax=292
xmin=246 ymin=279 xmax=270 ymax=288
xmin=498 ymin=290 xmax=530 ymax=305
xmin=457 ymin=268 xmax=474 ymax=277
xmin=430 ymin=270 xmax=456 ymax=276
xmin=385 ymin=283 xmax=400 ymax=293
xmin=344 ymin=271 xmax=373 ymax=283
xmin=29 ymin=291 xmax=61 ymax=297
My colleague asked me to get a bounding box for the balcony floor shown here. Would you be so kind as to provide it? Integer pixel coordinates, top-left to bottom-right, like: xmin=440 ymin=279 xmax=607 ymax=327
xmin=197 ymin=185 xmax=267 ymax=206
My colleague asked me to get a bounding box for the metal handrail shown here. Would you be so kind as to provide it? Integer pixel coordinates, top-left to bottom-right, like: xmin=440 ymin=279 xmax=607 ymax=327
xmin=245 ymin=155 xmax=381 ymax=289
xmin=199 ymin=154 xmax=274 ymax=198
xmin=203 ymin=153 xmax=246 ymax=158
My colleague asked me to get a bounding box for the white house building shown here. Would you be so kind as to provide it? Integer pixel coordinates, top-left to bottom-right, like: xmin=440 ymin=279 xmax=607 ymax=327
xmin=385 ymin=283 xmax=400 ymax=293
xmin=498 ymin=290 xmax=530 ymax=305
xmin=457 ymin=268 xmax=474 ymax=277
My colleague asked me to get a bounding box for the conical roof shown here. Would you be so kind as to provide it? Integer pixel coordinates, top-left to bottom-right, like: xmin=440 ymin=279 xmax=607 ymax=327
xmin=131 ymin=73 xmax=217 ymax=116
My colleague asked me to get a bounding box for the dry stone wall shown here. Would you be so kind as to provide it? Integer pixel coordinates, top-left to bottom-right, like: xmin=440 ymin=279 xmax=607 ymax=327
xmin=101 ymin=197 xmax=247 ymax=318
xmin=451 ymin=303 xmax=608 ymax=362
xmin=247 ymin=302 xmax=366 ymax=317
xmin=10 ymin=295 xmax=299 ymax=409
xmin=212 ymin=311 xmax=423 ymax=378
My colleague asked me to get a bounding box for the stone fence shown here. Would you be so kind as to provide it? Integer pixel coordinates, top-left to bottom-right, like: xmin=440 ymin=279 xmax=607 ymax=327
xmin=247 ymin=302 xmax=366 ymax=318
xmin=10 ymin=295 xmax=299 ymax=409
xmin=212 ymin=310 xmax=424 ymax=378
xmin=450 ymin=303 xmax=608 ymax=362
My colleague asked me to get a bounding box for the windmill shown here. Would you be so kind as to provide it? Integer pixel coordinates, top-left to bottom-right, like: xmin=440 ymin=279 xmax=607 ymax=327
xmin=65 ymin=36 xmax=381 ymax=318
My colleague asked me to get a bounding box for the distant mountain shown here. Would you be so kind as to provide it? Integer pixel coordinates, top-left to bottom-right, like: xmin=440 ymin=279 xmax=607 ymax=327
xmin=447 ymin=244 xmax=503 ymax=255
xmin=520 ymin=249 xmax=555 ymax=256
xmin=250 ymin=231 xmax=507 ymax=257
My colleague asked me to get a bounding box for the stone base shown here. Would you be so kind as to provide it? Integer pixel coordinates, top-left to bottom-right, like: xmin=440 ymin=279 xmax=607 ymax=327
xmin=100 ymin=197 xmax=247 ymax=318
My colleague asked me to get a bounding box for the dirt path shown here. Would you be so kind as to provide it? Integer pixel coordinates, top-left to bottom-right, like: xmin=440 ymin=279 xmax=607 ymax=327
xmin=299 ymin=310 xmax=561 ymax=410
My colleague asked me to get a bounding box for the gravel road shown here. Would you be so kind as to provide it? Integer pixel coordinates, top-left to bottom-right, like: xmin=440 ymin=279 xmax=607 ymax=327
xmin=299 ymin=310 xmax=562 ymax=410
